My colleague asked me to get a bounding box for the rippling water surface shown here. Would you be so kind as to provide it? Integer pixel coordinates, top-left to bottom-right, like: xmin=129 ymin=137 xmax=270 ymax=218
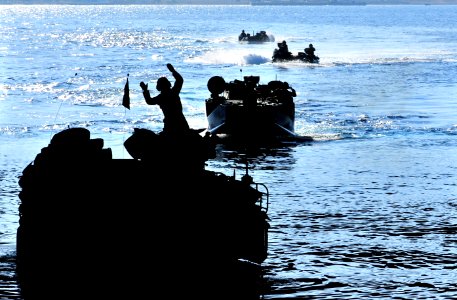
xmin=1 ymin=4 xmax=456 ymax=299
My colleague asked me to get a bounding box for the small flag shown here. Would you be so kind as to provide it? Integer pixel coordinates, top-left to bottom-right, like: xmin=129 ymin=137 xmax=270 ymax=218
xmin=122 ymin=76 xmax=130 ymax=110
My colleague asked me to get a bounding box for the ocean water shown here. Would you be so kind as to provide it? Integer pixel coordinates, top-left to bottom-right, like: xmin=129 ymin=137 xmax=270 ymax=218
xmin=1 ymin=4 xmax=457 ymax=299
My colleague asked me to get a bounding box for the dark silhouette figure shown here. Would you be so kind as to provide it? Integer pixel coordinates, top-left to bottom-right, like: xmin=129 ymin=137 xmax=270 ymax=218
xmin=278 ymin=41 xmax=291 ymax=56
xmin=272 ymin=40 xmax=293 ymax=61
xmin=305 ymin=43 xmax=316 ymax=59
xmin=137 ymin=64 xmax=217 ymax=169
xmin=269 ymin=81 xmax=296 ymax=104
xmin=239 ymin=29 xmax=247 ymax=41
xmin=140 ymin=63 xmax=190 ymax=137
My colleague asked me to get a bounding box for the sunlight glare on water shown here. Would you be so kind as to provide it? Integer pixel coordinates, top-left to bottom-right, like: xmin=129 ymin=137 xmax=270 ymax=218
xmin=0 ymin=4 xmax=456 ymax=300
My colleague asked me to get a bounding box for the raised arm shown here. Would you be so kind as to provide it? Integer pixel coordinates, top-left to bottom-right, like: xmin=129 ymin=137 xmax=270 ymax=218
xmin=167 ymin=63 xmax=183 ymax=93
xmin=140 ymin=81 xmax=159 ymax=105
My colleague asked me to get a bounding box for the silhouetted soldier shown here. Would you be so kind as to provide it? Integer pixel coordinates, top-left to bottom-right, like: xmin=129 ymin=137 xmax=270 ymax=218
xmin=239 ymin=29 xmax=247 ymax=41
xmin=140 ymin=63 xmax=190 ymax=137
xmin=305 ymin=43 xmax=316 ymax=59
xmin=276 ymin=40 xmax=292 ymax=59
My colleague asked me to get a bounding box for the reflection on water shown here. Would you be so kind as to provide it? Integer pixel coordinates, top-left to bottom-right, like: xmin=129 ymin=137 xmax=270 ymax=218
xmin=0 ymin=249 xmax=21 ymax=300
xmin=1 ymin=134 xmax=456 ymax=300
xmin=258 ymin=137 xmax=456 ymax=299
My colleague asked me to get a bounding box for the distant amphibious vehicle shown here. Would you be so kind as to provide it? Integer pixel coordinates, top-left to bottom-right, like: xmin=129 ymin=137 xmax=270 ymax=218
xmin=272 ymin=50 xmax=320 ymax=63
xmin=239 ymin=30 xmax=275 ymax=43
xmin=272 ymin=41 xmax=320 ymax=64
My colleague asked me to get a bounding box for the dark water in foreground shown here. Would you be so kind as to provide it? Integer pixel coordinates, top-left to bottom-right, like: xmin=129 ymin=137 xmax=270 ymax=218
xmin=2 ymin=135 xmax=456 ymax=299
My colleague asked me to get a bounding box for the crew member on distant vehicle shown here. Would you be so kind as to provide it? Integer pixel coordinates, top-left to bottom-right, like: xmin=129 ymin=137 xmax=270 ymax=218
xmin=239 ymin=29 xmax=247 ymax=41
xmin=305 ymin=43 xmax=317 ymax=59
xmin=276 ymin=40 xmax=292 ymax=59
